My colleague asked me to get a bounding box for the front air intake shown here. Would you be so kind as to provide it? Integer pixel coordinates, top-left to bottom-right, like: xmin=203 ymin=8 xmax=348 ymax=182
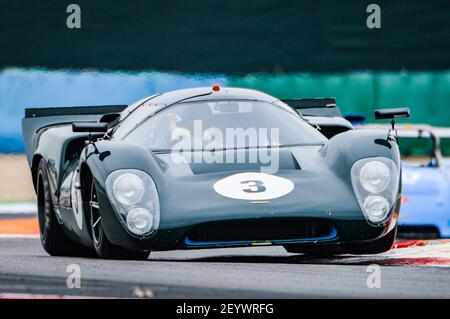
xmin=186 ymin=218 xmax=335 ymax=244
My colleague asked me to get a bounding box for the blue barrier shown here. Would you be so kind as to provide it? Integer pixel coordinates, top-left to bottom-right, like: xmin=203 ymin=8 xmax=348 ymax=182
xmin=0 ymin=68 xmax=227 ymax=153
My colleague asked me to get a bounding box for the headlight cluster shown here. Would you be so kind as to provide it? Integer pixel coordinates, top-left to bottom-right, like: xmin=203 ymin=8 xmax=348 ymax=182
xmin=106 ymin=169 xmax=160 ymax=236
xmin=351 ymin=157 xmax=399 ymax=224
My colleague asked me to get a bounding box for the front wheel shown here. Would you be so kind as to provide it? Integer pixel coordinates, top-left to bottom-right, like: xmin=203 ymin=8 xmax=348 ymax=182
xmin=89 ymin=181 xmax=150 ymax=260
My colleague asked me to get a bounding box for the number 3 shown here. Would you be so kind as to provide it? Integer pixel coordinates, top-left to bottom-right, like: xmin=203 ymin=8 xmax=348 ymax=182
xmin=240 ymin=180 xmax=266 ymax=193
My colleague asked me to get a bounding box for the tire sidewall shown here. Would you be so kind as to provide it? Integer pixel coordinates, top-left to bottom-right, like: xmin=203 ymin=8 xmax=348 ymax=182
xmin=37 ymin=160 xmax=55 ymax=250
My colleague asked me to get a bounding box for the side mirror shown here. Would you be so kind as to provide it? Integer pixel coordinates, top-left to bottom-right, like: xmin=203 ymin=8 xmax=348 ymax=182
xmin=72 ymin=122 xmax=108 ymax=133
xmin=374 ymin=107 xmax=410 ymax=141
xmin=374 ymin=107 xmax=410 ymax=120
xmin=99 ymin=112 xmax=121 ymax=127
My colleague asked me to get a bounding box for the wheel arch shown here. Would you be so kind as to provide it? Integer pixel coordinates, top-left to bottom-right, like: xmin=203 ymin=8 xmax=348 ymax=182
xmin=79 ymin=161 xmax=94 ymax=224
xmin=31 ymin=153 xmax=44 ymax=191
xmin=320 ymin=129 xmax=401 ymax=175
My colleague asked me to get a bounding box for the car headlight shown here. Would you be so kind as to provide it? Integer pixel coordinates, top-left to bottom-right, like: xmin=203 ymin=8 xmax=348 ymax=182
xmin=112 ymin=173 xmax=144 ymax=205
xmin=363 ymin=195 xmax=390 ymax=223
xmin=360 ymin=161 xmax=390 ymax=193
xmin=106 ymin=169 xmax=160 ymax=236
xmin=351 ymin=157 xmax=399 ymax=224
xmin=126 ymin=208 xmax=153 ymax=235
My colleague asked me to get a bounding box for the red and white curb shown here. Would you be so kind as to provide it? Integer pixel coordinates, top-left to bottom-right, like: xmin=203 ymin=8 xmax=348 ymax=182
xmin=332 ymin=240 xmax=450 ymax=267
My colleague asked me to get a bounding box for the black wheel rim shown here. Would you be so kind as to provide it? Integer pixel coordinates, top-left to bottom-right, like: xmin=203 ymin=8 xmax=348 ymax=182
xmin=90 ymin=182 xmax=102 ymax=247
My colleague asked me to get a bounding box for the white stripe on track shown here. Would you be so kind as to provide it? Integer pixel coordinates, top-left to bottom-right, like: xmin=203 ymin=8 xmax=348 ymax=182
xmin=0 ymin=203 xmax=37 ymax=214
xmin=0 ymin=292 xmax=101 ymax=299
xmin=0 ymin=234 xmax=40 ymax=239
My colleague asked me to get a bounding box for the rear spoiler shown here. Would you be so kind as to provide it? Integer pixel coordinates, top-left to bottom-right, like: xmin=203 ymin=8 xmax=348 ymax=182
xmin=282 ymin=98 xmax=336 ymax=109
xmin=22 ymin=105 xmax=127 ymax=164
xmin=282 ymin=98 xmax=341 ymax=117
xmin=24 ymin=105 xmax=127 ymax=118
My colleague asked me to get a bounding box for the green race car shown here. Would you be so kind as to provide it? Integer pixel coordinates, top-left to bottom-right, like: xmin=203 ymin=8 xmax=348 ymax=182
xmin=22 ymin=86 xmax=408 ymax=259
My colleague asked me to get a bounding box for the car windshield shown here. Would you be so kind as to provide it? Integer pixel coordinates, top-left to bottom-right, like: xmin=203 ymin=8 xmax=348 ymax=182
xmin=123 ymin=100 xmax=326 ymax=151
xmin=440 ymin=137 xmax=450 ymax=168
xmin=398 ymin=135 xmax=435 ymax=167
xmin=441 ymin=138 xmax=450 ymax=157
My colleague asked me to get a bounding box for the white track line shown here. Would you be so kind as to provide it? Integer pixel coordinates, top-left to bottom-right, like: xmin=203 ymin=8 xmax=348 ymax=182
xmin=0 ymin=234 xmax=39 ymax=239
xmin=0 ymin=293 xmax=102 ymax=299
xmin=0 ymin=203 xmax=36 ymax=215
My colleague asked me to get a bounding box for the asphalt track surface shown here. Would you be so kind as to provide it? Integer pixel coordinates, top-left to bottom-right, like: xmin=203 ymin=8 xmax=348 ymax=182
xmin=1 ymin=237 xmax=450 ymax=299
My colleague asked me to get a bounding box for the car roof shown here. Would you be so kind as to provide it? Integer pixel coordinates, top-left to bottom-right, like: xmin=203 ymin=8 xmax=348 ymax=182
xmin=113 ymin=86 xmax=300 ymax=139
xmin=433 ymin=127 xmax=450 ymax=138
xmin=362 ymin=124 xmax=450 ymax=139
xmin=119 ymin=86 xmax=293 ymax=121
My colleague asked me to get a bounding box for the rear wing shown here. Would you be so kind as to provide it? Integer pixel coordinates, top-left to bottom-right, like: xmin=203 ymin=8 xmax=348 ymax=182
xmin=22 ymin=105 xmax=127 ymax=164
xmin=281 ymin=98 xmax=341 ymax=117
xmin=24 ymin=105 xmax=126 ymax=118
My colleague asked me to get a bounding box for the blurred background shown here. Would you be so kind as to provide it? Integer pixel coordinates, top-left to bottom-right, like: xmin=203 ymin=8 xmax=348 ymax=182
xmin=1 ymin=0 xmax=450 ymax=201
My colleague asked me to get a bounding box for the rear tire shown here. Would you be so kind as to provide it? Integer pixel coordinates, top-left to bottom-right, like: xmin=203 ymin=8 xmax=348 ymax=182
xmin=89 ymin=181 xmax=150 ymax=260
xmin=37 ymin=159 xmax=94 ymax=257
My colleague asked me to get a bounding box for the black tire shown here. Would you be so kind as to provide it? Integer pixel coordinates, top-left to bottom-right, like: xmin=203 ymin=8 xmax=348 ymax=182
xmin=344 ymin=226 xmax=397 ymax=255
xmin=89 ymin=181 xmax=150 ymax=260
xmin=36 ymin=159 xmax=95 ymax=257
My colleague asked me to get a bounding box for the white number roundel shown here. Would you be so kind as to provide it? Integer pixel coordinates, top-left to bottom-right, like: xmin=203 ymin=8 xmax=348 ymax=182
xmin=213 ymin=172 xmax=294 ymax=201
